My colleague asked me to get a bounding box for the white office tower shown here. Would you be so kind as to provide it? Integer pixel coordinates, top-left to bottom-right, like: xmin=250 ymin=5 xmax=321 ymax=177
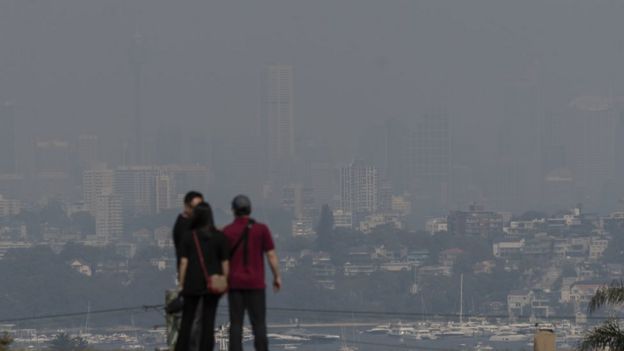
xmin=83 ymin=168 xmax=115 ymax=215
xmin=95 ymin=188 xmax=124 ymax=240
xmin=340 ymin=161 xmax=379 ymax=215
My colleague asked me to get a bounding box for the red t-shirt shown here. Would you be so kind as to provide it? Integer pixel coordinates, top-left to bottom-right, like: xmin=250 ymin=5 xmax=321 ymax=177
xmin=223 ymin=217 xmax=275 ymax=290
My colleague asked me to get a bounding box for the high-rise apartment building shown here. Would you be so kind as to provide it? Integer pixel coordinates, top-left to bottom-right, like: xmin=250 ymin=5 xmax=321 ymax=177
xmin=0 ymin=103 xmax=16 ymax=175
xmin=409 ymin=113 xmax=450 ymax=207
xmin=340 ymin=161 xmax=379 ymax=215
xmin=383 ymin=119 xmax=410 ymax=193
xmin=282 ymin=184 xmax=317 ymax=237
xmin=493 ymin=79 xmax=542 ymax=211
xmin=570 ymin=96 xmax=617 ymax=208
xmin=0 ymin=194 xmax=21 ymax=217
xmin=83 ymin=168 xmax=115 ymax=215
xmin=282 ymin=184 xmax=316 ymax=219
xmin=447 ymin=203 xmax=504 ymax=236
xmin=267 ymin=64 xmax=295 ymax=166
xmin=95 ymin=189 xmax=124 ymax=240
xmin=114 ymin=166 xmax=158 ymax=216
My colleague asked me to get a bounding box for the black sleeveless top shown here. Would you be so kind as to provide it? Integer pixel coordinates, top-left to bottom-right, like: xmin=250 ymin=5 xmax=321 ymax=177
xmin=179 ymin=229 xmax=229 ymax=295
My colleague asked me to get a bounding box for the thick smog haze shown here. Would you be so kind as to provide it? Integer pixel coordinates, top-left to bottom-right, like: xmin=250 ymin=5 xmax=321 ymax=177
xmin=2 ymin=1 xmax=623 ymax=165
xmin=3 ymin=2 xmax=624 ymax=350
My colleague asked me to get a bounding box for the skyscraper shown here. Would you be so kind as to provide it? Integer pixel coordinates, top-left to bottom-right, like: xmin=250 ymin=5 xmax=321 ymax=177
xmin=83 ymin=168 xmax=115 ymax=215
xmin=281 ymin=184 xmax=316 ymax=219
xmin=267 ymin=64 xmax=295 ymax=166
xmin=340 ymin=160 xmax=379 ymax=215
xmin=114 ymin=166 xmax=158 ymax=216
xmin=0 ymin=102 xmax=16 ymax=175
xmin=383 ymin=119 xmax=410 ymax=193
xmin=493 ymin=78 xmax=542 ymax=211
xmin=95 ymin=189 xmax=124 ymax=240
xmin=570 ymin=96 xmax=617 ymax=209
xmin=409 ymin=113 xmax=451 ymax=208
xmin=355 ymin=120 xmax=409 ymax=193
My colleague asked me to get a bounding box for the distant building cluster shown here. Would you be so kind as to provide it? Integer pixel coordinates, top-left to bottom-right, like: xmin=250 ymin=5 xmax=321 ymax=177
xmin=1 ymin=61 xmax=624 ymax=327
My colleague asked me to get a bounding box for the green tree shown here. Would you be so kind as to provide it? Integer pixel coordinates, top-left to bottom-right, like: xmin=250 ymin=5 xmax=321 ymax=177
xmin=0 ymin=333 xmax=12 ymax=351
xmin=69 ymin=211 xmax=95 ymax=236
xmin=48 ymin=333 xmax=88 ymax=351
xmin=40 ymin=199 xmax=69 ymax=228
xmin=580 ymin=280 xmax=624 ymax=351
xmin=315 ymin=204 xmax=334 ymax=251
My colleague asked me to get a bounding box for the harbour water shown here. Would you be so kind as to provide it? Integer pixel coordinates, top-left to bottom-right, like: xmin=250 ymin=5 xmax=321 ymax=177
xmin=7 ymin=317 xmax=583 ymax=350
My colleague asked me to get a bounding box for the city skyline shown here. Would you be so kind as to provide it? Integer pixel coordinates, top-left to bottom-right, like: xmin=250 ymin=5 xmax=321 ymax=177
xmin=2 ymin=2 xmax=624 ymax=349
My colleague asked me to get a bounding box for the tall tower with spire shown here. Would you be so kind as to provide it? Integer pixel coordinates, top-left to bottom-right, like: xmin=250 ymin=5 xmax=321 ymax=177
xmin=130 ymin=32 xmax=145 ymax=165
xmin=264 ymin=64 xmax=296 ymax=199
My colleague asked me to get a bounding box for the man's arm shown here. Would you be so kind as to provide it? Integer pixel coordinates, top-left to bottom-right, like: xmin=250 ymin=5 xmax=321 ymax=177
xmin=266 ymin=250 xmax=281 ymax=292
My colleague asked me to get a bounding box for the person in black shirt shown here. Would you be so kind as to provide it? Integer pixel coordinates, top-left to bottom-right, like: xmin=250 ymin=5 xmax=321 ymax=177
xmin=173 ymin=191 xmax=204 ymax=273
xmin=168 ymin=191 xmax=203 ymax=350
xmin=176 ymin=202 xmax=229 ymax=351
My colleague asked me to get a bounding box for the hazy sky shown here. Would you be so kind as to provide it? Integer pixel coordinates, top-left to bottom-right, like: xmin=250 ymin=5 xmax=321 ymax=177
xmin=1 ymin=0 xmax=624 ymax=161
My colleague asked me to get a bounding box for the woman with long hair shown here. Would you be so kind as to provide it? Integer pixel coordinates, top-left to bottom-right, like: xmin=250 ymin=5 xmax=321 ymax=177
xmin=176 ymin=202 xmax=229 ymax=351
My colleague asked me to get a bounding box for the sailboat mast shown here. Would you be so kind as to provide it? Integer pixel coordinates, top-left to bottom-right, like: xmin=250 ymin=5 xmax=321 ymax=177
xmin=460 ymin=274 xmax=464 ymax=325
xmin=84 ymin=301 xmax=91 ymax=334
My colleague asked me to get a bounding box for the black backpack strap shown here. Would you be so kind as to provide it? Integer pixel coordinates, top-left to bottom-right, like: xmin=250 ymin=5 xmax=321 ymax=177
xmin=230 ymin=218 xmax=255 ymax=266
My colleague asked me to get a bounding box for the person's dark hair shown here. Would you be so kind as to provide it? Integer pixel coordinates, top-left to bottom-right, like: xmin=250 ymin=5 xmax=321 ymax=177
xmin=184 ymin=191 xmax=203 ymax=206
xmin=231 ymin=194 xmax=252 ymax=217
xmin=191 ymin=202 xmax=216 ymax=231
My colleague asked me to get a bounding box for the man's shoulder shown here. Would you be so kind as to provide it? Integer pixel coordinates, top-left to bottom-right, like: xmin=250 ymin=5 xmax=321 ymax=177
xmin=223 ymin=219 xmax=270 ymax=234
xmin=222 ymin=222 xmax=238 ymax=235
xmin=253 ymin=221 xmax=269 ymax=230
xmin=251 ymin=221 xmax=271 ymax=235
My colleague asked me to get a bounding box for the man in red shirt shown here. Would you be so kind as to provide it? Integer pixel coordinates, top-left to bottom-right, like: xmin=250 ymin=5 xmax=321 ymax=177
xmin=223 ymin=195 xmax=281 ymax=351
